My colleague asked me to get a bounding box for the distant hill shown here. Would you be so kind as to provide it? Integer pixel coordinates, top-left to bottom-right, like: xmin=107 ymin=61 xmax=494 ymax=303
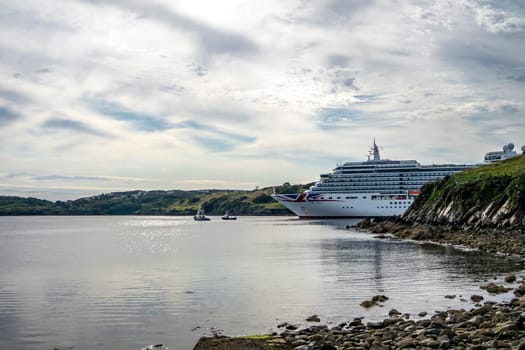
xmin=0 ymin=182 xmax=313 ymax=216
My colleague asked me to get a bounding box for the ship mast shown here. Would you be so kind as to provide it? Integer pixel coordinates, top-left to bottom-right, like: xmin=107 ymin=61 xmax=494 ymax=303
xmin=373 ymin=138 xmax=381 ymax=161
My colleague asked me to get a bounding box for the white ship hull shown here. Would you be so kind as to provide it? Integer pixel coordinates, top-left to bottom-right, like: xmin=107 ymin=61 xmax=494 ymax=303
xmin=272 ymin=192 xmax=414 ymax=218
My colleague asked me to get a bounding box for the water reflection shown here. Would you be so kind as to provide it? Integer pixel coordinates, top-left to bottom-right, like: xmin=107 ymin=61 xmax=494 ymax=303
xmin=418 ymin=242 xmax=525 ymax=278
xmin=313 ymin=221 xmax=525 ymax=323
xmin=314 ymin=219 xmax=525 ymax=282
xmin=0 ymin=216 xmax=524 ymax=350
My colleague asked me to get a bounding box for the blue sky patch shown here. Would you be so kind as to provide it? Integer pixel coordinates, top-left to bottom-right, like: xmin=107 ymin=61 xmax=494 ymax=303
xmin=317 ymin=107 xmax=361 ymax=128
xmin=0 ymin=106 xmax=20 ymax=126
xmin=0 ymin=89 xmax=28 ymax=104
xmin=175 ymin=119 xmax=256 ymax=143
xmin=32 ymin=174 xmax=110 ymax=181
xmin=89 ymin=99 xmax=171 ymax=132
xmin=42 ymin=118 xmax=109 ymax=137
xmin=193 ymin=136 xmax=235 ymax=152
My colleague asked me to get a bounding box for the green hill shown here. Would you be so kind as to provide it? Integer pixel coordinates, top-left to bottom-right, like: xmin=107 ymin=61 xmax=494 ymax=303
xmin=0 ymin=182 xmax=313 ymax=216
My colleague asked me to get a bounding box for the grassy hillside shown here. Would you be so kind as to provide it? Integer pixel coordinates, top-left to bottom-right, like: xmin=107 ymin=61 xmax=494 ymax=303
xmin=0 ymin=196 xmax=58 ymax=215
xmin=454 ymin=154 xmax=525 ymax=182
xmin=0 ymin=182 xmax=313 ymax=216
xmin=415 ymin=154 xmax=525 ymax=209
xmin=406 ymin=154 xmax=525 ymax=228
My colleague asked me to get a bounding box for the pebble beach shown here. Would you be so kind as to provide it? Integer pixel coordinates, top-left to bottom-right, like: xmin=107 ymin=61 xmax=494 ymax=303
xmin=194 ymin=274 xmax=525 ymax=350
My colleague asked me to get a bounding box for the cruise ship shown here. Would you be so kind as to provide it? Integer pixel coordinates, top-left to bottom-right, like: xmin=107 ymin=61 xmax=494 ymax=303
xmin=271 ymin=141 xmax=474 ymax=218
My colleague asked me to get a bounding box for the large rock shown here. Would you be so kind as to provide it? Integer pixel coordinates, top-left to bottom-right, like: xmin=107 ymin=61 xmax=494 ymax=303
xmin=396 ymin=336 xmax=415 ymax=348
xmin=480 ymin=283 xmax=511 ymax=294
xmin=306 ymin=315 xmax=320 ymax=322
xmin=360 ymin=300 xmax=375 ymax=308
xmin=515 ymin=283 xmax=525 ymax=297
xmin=471 ymin=295 xmax=484 ymax=303
xmin=193 ymin=336 xmax=291 ymax=350
xmin=504 ymin=274 xmax=517 ymax=283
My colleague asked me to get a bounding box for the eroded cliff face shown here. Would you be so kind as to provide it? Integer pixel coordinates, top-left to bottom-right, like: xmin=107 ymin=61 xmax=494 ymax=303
xmin=357 ymin=155 xmax=525 ymax=254
xmin=403 ymin=173 xmax=525 ymax=230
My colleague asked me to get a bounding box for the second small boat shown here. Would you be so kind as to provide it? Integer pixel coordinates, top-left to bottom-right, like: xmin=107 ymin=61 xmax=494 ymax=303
xmin=221 ymin=211 xmax=237 ymax=220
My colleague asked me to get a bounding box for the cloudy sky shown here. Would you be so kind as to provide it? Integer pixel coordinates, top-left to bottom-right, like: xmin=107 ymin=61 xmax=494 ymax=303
xmin=1 ymin=0 xmax=524 ymax=200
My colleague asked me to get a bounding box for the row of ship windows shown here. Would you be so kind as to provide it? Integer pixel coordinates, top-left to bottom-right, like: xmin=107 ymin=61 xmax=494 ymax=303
xmin=315 ymin=187 xmax=420 ymax=192
xmin=322 ymin=177 xmax=443 ymax=183
xmin=333 ymin=172 xmax=453 ymax=177
xmin=318 ymin=176 xmax=430 ymax=183
xmin=332 ymin=174 xmax=447 ymax=178
xmin=340 ymin=206 xmax=409 ymax=209
xmin=328 ymin=178 xmax=442 ymax=181
xmin=331 ymin=175 xmax=442 ymax=178
xmin=333 ymin=171 xmax=451 ymax=175
xmin=311 ymin=190 xmax=413 ymax=194
xmin=377 ymin=206 xmax=409 ymax=209
xmin=315 ymin=185 xmax=420 ymax=187
xmin=316 ymin=184 xmax=421 ymax=188
xmin=339 ymin=168 xmax=463 ymax=173
xmin=317 ymin=185 xmax=432 ymax=189
xmin=316 ymin=184 xmax=425 ymax=188
xmin=319 ymin=197 xmax=411 ymax=206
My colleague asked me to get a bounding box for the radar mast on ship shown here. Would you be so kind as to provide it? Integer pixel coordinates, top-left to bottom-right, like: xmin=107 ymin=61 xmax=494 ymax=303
xmin=367 ymin=138 xmax=381 ymax=161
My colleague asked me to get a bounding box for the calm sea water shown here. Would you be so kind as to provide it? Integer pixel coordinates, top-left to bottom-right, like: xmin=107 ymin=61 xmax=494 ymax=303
xmin=0 ymin=216 xmax=523 ymax=350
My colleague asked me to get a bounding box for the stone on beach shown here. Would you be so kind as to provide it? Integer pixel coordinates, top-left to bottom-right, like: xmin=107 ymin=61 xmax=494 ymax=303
xmin=194 ymin=274 xmax=525 ymax=350
xmin=480 ymin=282 xmax=512 ymax=294
xmin=470 ymin=294 xmax=484 ymax=302
xmin=306 ymin=315 xmax=321 ymax=322
xmin=371 ymin=295 xmax=388 ymax=303
xmin=388 ymin=308 xmax=401 ymax=317
xmin=194 ymin=287 xmax=525 ymax=350
xmin=360 ymin=300 xmax=376 ymax=308
xmin=193 ymin=336 xmax=289 ymax=350
xmin=360 ymin=295 xmax=388 ymax=308
xmin=514 ymin=282 xmax=525 ymax=297
xmin=505 ymin=274 xmax=517 ymax=283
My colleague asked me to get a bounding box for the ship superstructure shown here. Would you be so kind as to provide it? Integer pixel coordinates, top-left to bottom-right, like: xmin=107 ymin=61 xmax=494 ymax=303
xmin=271 ymin=141 xmax=473 ymax=218
xmin=484 ymin=143 xmax=522 ymax=163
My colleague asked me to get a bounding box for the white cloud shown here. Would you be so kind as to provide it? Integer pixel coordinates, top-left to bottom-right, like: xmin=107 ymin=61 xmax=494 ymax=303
xmin=1 ymin=0 xmax=524 ymax=200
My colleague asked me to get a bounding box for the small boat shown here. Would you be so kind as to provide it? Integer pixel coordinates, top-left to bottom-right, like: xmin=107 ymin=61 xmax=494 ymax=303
xmin=194 ymin=208 xmax=210 ymax=221
xmin=141 ymin=345 xmax=167 ymax=350
xmin=221 ymin=211 xmax=237 ymax=220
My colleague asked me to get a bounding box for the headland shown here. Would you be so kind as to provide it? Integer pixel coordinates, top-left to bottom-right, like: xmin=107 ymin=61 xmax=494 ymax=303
xmin=358 ymin=153 xmax=525 ymax=255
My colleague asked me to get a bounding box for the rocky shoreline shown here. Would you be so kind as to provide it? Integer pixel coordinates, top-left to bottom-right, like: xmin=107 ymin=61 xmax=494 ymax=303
xmin=193 ymin=275 xmax=525 ymax=350
xmin=356 ymin=217 xmax=525 ymax=256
